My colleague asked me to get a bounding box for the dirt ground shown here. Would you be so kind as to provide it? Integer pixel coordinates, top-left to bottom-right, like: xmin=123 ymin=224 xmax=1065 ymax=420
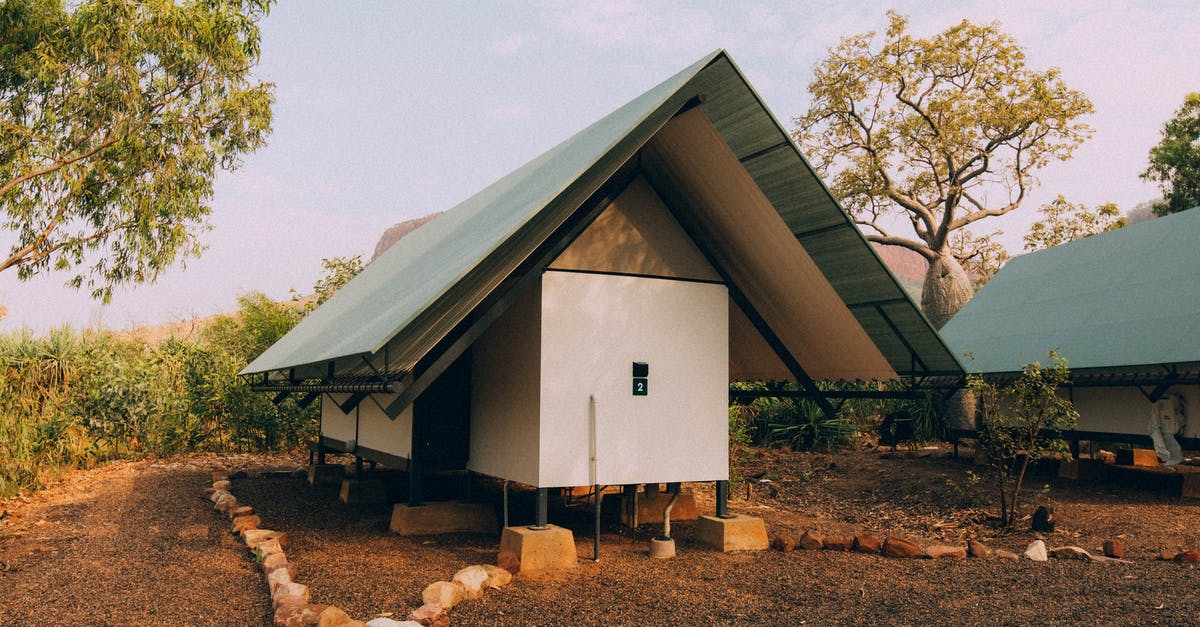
xmin=3 ymin=447 xmax=1200 ymax=625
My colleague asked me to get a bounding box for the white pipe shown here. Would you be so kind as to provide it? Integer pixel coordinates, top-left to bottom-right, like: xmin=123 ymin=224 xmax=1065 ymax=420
xmin=589 ymin=394 xmax=598 ymax=486
xmin=661 ymin=490 xmax=681 ymax=539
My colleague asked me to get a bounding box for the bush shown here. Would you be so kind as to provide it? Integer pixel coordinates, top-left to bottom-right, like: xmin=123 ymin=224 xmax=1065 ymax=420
xmin=969 ymin=351 xmax=1078 ymax=527
xmin=0 ymin=292 xmax=315 ymax=497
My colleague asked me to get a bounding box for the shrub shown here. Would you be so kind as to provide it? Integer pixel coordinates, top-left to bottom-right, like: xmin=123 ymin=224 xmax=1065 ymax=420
xmin=969 ymin=351 xmax=1078 ymax=527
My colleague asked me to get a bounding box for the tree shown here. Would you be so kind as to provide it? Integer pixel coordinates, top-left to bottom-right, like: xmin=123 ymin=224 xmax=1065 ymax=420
xmin=969 ymin=351 xmax=1078 ymax=527
xmin=949 ymin=228 xmax=1009 ymax=290
xmin=0 ymin=0 xmax=274 ymax=301
xmin=794 ymin=12 xmax=1093 ymax=328
xmin=1023 ymin=195 xmax=1125 ymax=252
xmin=1142 ymin=92 xmax=1200 ymax=216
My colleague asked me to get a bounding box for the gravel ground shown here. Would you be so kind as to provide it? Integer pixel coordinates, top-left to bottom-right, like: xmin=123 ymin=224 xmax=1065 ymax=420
xmin=0 ymin=454 xmax=275 ymax=626
xmin=3 ymin=448 xmax=1200 ymax=625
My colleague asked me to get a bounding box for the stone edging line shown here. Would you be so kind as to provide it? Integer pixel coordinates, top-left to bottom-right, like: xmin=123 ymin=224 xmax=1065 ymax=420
xmin=203 ymin=466 xmax=514 ymax=627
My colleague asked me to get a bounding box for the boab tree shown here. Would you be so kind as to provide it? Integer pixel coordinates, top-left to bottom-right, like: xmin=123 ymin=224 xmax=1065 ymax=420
xmin=0 ymin=0 xmax=274 ymax=301
xmin=794 ymin=12 xmax=1093 ymax=327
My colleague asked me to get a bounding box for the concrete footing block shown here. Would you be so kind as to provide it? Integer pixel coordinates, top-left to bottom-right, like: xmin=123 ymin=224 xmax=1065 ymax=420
xmin=389 ymin=501 xmax=498 ymax=535
xmin=625 ymin=490 xmax=698 ymax=525
xmin=498 ymin=525 xmax=578 ymax=577
xmin=307 ymin=464 xmax=345 ymax=486
xmin=697 ymin=514 xmax=769 ymax=552
xmin=338 ymin=478 xmax=388 ymax=505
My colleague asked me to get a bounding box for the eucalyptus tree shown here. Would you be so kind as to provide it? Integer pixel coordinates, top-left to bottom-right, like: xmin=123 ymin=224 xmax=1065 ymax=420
xmin=0 ymin=0 xmax=274 ymax=301
xmin=1143 ymin=92 xmax=1200 ymax=216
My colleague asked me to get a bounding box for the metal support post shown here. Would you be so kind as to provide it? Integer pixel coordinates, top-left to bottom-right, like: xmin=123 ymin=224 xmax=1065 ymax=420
xmin=716 ymin=480 xmax=733 ymax=518
xmin=407 ymin=460 xmax=424 ymax=507
xmin=530 ymin=487 xmax=549 ymax=530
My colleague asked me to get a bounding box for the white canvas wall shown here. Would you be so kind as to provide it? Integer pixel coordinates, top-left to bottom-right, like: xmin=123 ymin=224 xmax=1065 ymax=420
xmin=321 ymin=393 xmax=357 ymax=445
xmin=357 ymin=392 xmax=413 ymax=459
xmin=1071 ymin=385 xmax=1200 ymax=439
xmin=468 ymin=281 xmax=543 ymax=486
xmin=539 ymin=271 xmax=728 ymax=487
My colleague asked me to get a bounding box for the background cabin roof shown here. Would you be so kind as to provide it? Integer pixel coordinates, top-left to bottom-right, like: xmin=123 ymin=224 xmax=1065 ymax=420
xmin=941 ymin=207 xmax=1200 ymax=375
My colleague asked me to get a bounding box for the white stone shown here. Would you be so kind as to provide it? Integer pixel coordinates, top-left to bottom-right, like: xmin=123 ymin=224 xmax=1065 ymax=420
xmin=272 ymin=582 xmax=309 ymax=606
xmin=452 ymin=565 xmax=490 ymax=599
xmin=364 ymin=619 xmax=408 ymax=627
xmin=480 ymin=564 xmax=513 ymax=589
xmin=1023 ymin=539 xmax=1048 ymax=562
xmin=421 ymin=580 xmax=464 ymax=610
xmin=267 ymin=566 xmax=292 ymax=592
xmin=209 ymin=489 xmax=231 ymax=504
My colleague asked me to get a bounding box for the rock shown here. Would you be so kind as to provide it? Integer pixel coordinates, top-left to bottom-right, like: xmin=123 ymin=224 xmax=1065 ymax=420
xmin=452 ymin=565 xmax=491 ymax=600
xmin=273 ymin=601 xmax=328 ymax=627
xmin=408 ymin=604 xmax=450 ymax=627
xmin=967 ymin=540 xmax=992 ymax=558
xmin=882 ymin=536 xmax=924 ymax=559
xmin=230 ymin=505 xmax=254 ymax=519
xmin=926 ymin=545 xmax=967 ymax=559
xmin=772 ymin=535 xmax=796 ymax=553
xmin=212 ymin=471 xmax=230 ymax=483
xmin=1049 ymin=546 xmax=1092 ymax=561
xmin=272 ymin=583 xmax=310 ymax=609
xmin=1175 ymin=550 xmax=1200 ymax=564
xmin=257 ymin=538 xmax=283 ymax=558
xmin=364 ymin=619 xmax=407 ymax=627
xmin=823 ymin=535 xmax=854 ymax=552
xmin=263 ymin=552 xmax=297 ymax=578
xmin=1097 ymin=450 xmax=1117 ymax=464
xmin=1031 ymin=506 xmax=1055 ymax=532
xmin=1158 ymin=550 xmax=1180 ymax=561
xmin=267 ymin=566 xmax=293 ymax=593
xmin=233 ymin=514 xmax=261 ymax=535
xmin=798 ymin=530 xmax=824 ymax=550
xmin=216 ymin=495 xmax=239 ymax=514
xmin=497 ymin=549 xmax=521 ymax=575
xmin=209 ymin=489 xmax=231 ymax=504
xmin=203 ymin=487 xmax=217 ymax=498
xmin=317 ymin=606 xmax=365 ymax=627
xmin=853 ymin=533 xmax=882 ymax=554
xmin=995 ymin=549 xmax=1020 ymax=561
xmin=1103 ymin=539 xmax=1125 ymax=559
xmin=480 ymin=564 xmax=513 ymax=589
xmin=421 ymin=581 xmax=464 ymax=610
xmin=213 ymin=480 xmax=232 ymax=491
xmin=244 ymin=528 xmax=283 ymax=547
xmin=1023 ymin=540 xmax=1048 ymax=562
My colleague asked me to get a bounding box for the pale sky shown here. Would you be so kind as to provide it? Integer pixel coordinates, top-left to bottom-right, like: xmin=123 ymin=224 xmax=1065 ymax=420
xmin=2 ymin=1 xmax=1198 ymax=333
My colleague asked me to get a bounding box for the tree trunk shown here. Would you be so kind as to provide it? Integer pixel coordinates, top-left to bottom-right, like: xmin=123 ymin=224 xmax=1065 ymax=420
xmin=922 ymin=252 xmax=977 ymax=430
xmin=920 ymin=252 xmax=974 ymax=330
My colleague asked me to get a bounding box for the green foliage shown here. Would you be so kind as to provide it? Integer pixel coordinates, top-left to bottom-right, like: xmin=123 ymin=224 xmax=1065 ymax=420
xmin=1023 ymin=195 xmax=1125 ymax=251
xmin=728 ymin=381 xmax=945 ymax=452
xmin=1142 ymin=92 xmax=1200 ymax=216
xmin=968 ymin=351 xmax=1078 ymax=527
xmin=311 ymin=255 xmax=364 ymax=308
xmin=0 ymin=291 xmax=313 ymax=497
xmin=0 ymin=0 xmax=274 ymax=300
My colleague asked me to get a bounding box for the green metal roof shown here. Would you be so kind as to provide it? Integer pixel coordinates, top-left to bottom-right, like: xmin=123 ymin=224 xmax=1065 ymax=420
xmin=941 ymin=207 xmax=1200 ymax=375
xmin=243 ymin=50 xmax=962 ymax=381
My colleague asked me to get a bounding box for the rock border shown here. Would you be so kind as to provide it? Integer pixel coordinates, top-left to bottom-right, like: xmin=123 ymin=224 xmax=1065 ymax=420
xmin=771 ymin=528 xmax=1142 ymax=565
xmin=203 ymin=466 xmax=514 ymax=627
